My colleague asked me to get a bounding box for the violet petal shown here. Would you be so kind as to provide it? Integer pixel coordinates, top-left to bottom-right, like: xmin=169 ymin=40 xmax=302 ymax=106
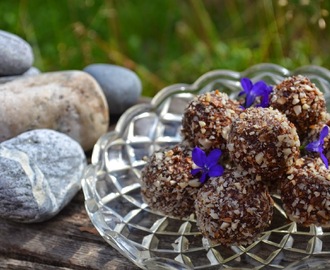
xmin=206 ymin=149 xmax=222 ymax=166
xmin=191 ymin=168 xmax=202 ymax=176
xmin=192 ymin=147 xmax=206 ymax=167
xmin=208 ymin=165 xmax=224 ymax=177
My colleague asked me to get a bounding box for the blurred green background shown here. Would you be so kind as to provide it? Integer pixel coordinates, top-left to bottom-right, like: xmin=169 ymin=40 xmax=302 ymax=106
xmin=1 ymin=0 xmax=329 ymax=96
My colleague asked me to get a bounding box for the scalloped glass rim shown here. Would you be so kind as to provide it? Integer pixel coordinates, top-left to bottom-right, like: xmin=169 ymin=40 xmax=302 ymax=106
xmin=82 ymin=63 xmax=330 ymax=270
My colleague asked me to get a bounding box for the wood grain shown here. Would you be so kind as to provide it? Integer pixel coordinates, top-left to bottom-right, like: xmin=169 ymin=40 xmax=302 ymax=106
xmin=0 ymin=187 xmax=139 ymax=269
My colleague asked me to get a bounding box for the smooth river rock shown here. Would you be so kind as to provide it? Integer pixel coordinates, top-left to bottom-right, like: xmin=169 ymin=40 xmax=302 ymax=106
xmin=84 ymin=63 xmax=142 ymax=115
xmin=0 ymin=66 xmax=41 ymax=84
xmin=0 ymin=129 xmax=86 ymax=223
xmin=0 ymin=70 xmax=109 ymax=151
xmin=0 ymin=30 xmax=34 ymax=76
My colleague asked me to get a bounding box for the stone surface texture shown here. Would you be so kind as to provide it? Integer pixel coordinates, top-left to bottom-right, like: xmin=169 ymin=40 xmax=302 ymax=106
xmin=0 ymin=129 xmax=86 ymax=223
xmin=0 ymin=30 xmax=34 ymax=76
xmin=84 ymin=63 xmax=142 ymax=115
xmin=0 ymin=70 xmax=109 ymax=151
xmin=0 ymin=66 xmax=41 ymax=84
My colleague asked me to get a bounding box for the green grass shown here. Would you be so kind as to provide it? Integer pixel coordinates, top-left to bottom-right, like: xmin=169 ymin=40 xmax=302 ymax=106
xmin=1 ymin=0 xmax=329 ymax=96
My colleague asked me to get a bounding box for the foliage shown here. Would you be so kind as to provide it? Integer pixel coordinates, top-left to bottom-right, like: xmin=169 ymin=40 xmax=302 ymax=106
xmin=1 ymin=0 xmax=329 ymax=96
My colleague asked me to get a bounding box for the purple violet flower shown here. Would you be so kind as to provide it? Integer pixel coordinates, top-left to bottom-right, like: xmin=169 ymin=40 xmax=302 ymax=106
xmin=305 ymin=125 xmax=329 ymax=169
xmin=239 ymin=77 xmax=273 ymax=108
xmin=191 ymin=147 xmax=224 ymax=183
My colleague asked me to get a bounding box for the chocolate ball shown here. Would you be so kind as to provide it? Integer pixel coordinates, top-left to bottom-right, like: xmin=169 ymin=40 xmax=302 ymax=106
xmin=281 ymin=157 xmax=330 ymax=227
xmin=270 ymin=75 xmax=327 ymax=140
xmin=227 ymin=107 xmax=300 ymax=182
xmin=195 ymin=167 xmax=273 ymax=246
xmin=181 ymin=90 xmax=241 ymax=152
xmin=140 ymin=143 xmax=200 ymax=218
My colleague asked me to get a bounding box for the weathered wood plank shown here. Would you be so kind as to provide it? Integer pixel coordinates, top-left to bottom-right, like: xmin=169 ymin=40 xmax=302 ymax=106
xmin=0 ymin=258 xmax=73 ymax=270
xmin=0 ymin=191 xmax=139 ymax=269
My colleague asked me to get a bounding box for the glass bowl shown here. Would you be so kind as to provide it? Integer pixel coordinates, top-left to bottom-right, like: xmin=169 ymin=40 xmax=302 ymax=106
xmin=81 ymin=63 xmax=330 ymax=269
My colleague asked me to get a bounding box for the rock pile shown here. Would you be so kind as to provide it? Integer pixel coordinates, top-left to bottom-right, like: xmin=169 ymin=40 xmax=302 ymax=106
xmin=0 ymin=29 xmax=142 ymax=222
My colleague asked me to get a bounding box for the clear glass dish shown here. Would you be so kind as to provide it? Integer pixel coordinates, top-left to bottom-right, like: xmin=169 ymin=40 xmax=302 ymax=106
xmin=81 ymin=63 xmax=330 ymax=270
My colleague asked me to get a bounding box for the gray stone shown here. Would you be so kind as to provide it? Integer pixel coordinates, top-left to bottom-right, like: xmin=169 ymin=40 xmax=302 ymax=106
xmin=0 ymin=129 xmax=86 ymax=223
xmin=23 ymin=66 xmax=40 ymax=76
xmin=0 ymin=70 xmax=109 ymax=151
xmin=0 ymin=30 xmax=34 ymax=76
xmin=0 ymin=66 xmax=41 ymax=84
xmin=84 ymin=64 xmax=142 ymax=115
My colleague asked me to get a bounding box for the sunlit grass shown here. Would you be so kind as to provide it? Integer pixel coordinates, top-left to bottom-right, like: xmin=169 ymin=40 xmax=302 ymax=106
xmin=0 ymin=0 xmax=329 ymax=96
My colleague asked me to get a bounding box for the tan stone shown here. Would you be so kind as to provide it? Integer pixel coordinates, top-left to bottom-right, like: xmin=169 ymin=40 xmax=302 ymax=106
xmin=0 ymin=70 xmax=109 ymax=151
